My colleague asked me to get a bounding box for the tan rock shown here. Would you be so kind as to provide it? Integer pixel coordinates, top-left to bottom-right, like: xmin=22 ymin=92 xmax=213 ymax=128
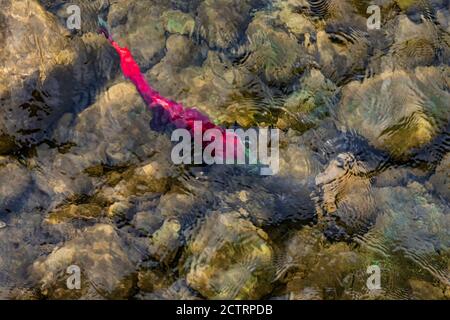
xmin=181 ymin=211 xmax=274 ymax=299
xmin=31 ymin=224 xmax=136 ymax=299
xmin=337 ymin=67 xmax=450 ymax=157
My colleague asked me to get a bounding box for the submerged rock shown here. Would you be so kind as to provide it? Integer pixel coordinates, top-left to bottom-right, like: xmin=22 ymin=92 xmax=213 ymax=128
xmin=67 ymin=81 xmax=154 ymax=165
xmin=137 ymin=267 xmax=174 ymax=293
xmin=278 ymin=132 xmax=323 ymax=181
xmin=41 ymin=0 xmax=109 ymax=34
xmin=244 ymin=13 xmax=309 ymax=83
xmin=315 ymin=152 xmax=377 ymax=238
xmin=359 ymin=182 xmax=450 ymax=287
xmin=53 ymin=81 xmax=168 ymax=170
xmin=274 ymin=0 xmax=315 ymax=37
xmin=149 ymin=218 xmax=182 ymax=266
xmin=314 ymin=27 xmax=369 ymax=84
xmin=138 ymin=279 xmax=200 ymax=300
xmin=132 ymin=210 xmax=164 ymax=235
xmin=149 ymin=49 xmax=264 ymax=121
xmin=388 ymin=15 xmax=444 ymax=69
xmin=0 ymin=210 xmax=51 ymax=298
xmin=156 ymin=191 xmax=196 ymax=219
xmin=46 ymin=203 xmax=104 ymax=224
xmin=0 ymin=0 xmax=448 ymax=301
xmin=281 ymin=227 xmax=367 ymax=299
xmin=165 ymin=34 xmax=202 ymax=67
xmin=409 ymin=279 xmax=447 ymax=299
xmin=108 ymin=1 xmax=166 ymax=70
xmin=278 ymin=69 xmax=337 ymax=131
xmin=162 ymin=10 xmax=195 ymax=36
xmin=428 ymin=153 xmax=450 ymax=202
xmin=0 ymin=0 xmax=118 ymax=146
xmin=374 ymin=166 xmax=428 ymax=188
xmin=0 ymin=134 xmax=18 ymax=155
xmin=180 ymin=211 xmax=274 ymax=299
xmin=110 ymin=163 xmax=171 ymax=198
xmin=275 ymin=226 xmax=326 ymax=281
xmin=0 ymin=162 xmax=32 ymax=213
xmin=31 ymin=224 xmax=139 ymax=299
xmin=108 ymin=201 xmax=132 ymax=218
xmin=337 ymin=67 xmax=450 ymax=158
xmin=31 ymin=79 xmax=174 ymax=214
xmin=197 ymin=0 xmax=257 ymax=49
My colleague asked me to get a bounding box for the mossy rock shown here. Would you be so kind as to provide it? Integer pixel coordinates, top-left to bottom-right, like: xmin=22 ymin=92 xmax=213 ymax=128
xmin=46 ymin=194 xmax=109 ymax=224
xmin=396 ymin=0 xmax=419 ymax=10
xmin=162 ymin=10 xmax=195 ymax=36
xmin=46 ymin=203 xmax=104 ymax=224
xmin=84 ymin=164 xmax=105 ymax=177
xmin=218 ymin=101 xmax=277 ymax=128
xmin=112 ymin=163 xmax=171 ymax=198
xmin=122 ymin=172 xmax=170 ymax=196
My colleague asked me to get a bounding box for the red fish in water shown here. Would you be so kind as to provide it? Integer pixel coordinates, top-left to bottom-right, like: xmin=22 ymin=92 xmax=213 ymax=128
xmin=99 ymin=21 xmax=244 ymax=161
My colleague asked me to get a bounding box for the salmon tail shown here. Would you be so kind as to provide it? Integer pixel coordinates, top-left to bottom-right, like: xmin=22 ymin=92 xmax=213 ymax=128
xmin=97 ymin=17 xmax=111 ymax=41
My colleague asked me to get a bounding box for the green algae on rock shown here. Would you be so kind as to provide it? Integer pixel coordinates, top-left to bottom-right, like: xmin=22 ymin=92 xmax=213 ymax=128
xmin=162 ymin=10 xmax=195 ymax=36
xmin=395 ymin=0 xmax=419 ymax=10
xmin=46 ymin=203 xmax=104 ymax=224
